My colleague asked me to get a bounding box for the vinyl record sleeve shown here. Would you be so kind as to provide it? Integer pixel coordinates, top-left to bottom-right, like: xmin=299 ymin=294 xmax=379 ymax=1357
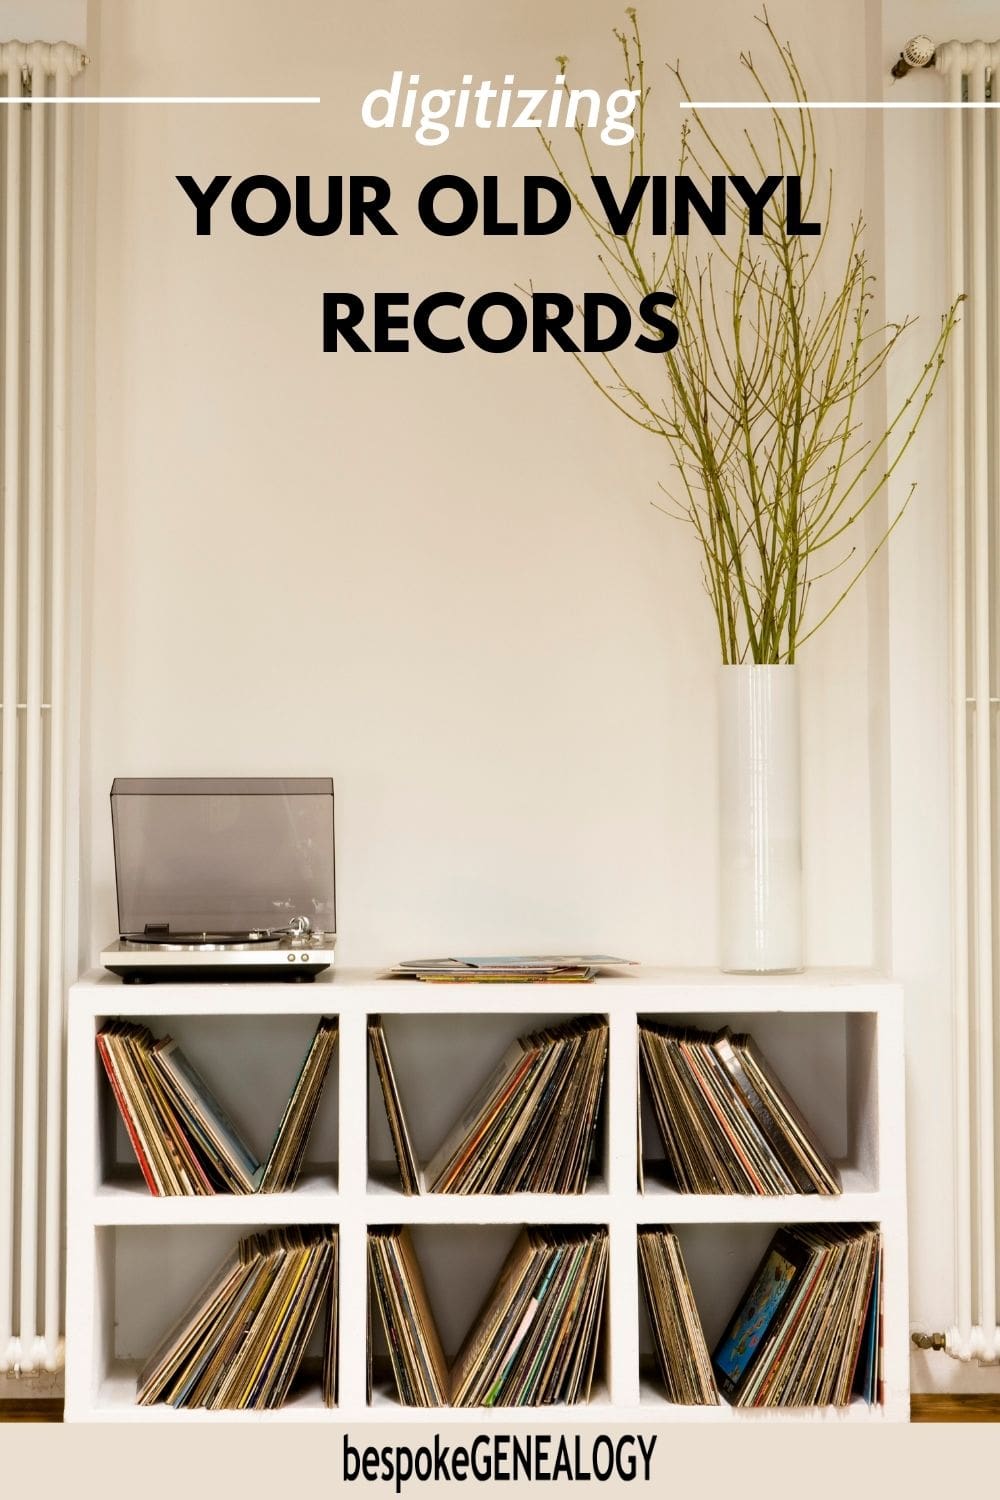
xmin=712 ymin=1228 xmax=813 ymax=1399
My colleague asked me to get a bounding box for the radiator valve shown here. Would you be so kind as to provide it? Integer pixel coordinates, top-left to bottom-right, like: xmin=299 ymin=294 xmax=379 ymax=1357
xmin=911 ymin=1330 xmax=948 ymax=1351
xmin=891 ymin=36 xmax=937 ymax=79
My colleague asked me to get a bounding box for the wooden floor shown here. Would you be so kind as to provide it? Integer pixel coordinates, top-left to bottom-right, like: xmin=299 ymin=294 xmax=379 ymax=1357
xmin=911 ymin=1394 xmax=1000 ymax=1422
xmin=2 ymin=1395 xmax=1000 ymax=1423
xmin=0 ymin=1399 xmax=63 ymax=1422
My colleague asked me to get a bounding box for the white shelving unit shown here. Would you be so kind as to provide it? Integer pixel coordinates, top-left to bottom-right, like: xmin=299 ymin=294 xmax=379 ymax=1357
xmin=64 ymin=967 xmax=908 ymax=1422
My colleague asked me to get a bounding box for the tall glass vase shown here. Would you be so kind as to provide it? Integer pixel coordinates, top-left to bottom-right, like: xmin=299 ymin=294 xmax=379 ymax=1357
xmin=718 ymin=664 xmax=803 ymax=973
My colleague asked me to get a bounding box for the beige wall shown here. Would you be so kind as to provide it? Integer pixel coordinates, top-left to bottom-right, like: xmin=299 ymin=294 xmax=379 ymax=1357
xmin=83 ymin=0 xmax=878 ymax=969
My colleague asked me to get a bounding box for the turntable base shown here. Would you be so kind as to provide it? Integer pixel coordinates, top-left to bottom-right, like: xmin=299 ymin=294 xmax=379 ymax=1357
xmin=114 ymin=964 xmax=324 ymax=984
xmin=100 ymin=936 xmax=336 ymax=984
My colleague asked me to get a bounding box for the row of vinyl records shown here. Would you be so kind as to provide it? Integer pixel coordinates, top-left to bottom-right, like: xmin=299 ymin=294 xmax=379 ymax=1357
xmin=100 ymin=1015 xmax=839 ymax=1197
xmin=98 ymin=1019 xmax=339 ymax=1194
xmin=132 ymin=1221 xmax=881 ymax=1410
xmin=373 ymin=1016 xmax=840 ymax=1195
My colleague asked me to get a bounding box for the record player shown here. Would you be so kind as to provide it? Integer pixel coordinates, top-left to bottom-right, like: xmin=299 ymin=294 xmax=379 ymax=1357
xmin=100 ymin=777 xmax=336 ymax=983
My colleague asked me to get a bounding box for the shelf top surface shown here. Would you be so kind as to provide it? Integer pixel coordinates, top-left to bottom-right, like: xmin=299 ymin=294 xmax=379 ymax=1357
xmin=71 ymin=965 xmax=901 ymax=1016
xmin=87 ymin=1168 xmax=884 ymax=1228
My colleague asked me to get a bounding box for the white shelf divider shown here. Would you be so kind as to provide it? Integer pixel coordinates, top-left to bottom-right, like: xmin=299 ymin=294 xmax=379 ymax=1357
xmin=64 ymin=966 xmax=909 ymax=1423
xmin=337 ymin=1001 xmax=368 ymax=1413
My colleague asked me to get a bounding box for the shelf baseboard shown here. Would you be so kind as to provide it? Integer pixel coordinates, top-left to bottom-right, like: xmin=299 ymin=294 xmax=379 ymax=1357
xmin=75 ymin=1364 xmax=899 ymax=1424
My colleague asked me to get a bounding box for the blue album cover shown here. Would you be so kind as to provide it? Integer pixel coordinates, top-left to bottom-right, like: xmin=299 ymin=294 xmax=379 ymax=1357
xmin=713 ymin=1247 xmax=799 ymax=1389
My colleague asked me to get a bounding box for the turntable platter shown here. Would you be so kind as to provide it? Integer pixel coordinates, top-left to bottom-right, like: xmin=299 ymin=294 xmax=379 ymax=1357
xmin=120 ymin=932 xmax=281 ymax=952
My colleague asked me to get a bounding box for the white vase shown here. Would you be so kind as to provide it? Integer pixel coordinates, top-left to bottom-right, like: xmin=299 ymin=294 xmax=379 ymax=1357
xmin=718 ymin=664 xmax=803 ymax=973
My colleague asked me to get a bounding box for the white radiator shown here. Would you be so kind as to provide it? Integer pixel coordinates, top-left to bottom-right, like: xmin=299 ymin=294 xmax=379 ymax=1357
xmin=920 ymin=38 xmax=1000 ymax=1365
xmin=0 ymin=40 xmax=86 ymax=1377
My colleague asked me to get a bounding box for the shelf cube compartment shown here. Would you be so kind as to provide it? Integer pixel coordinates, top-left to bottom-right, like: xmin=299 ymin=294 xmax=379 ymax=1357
xmin=367 ymin=1222 xmax=611 ymax=1411
xmin=78 ymin=1221 xmax=340 ymax=1418
xmin=637 ymin=1009 xmax=879 ymax=1201
xmin=367 ymin=1011 xmax=610 ymax=1198
xmin=92 ymin=1012 xmax=340 ymax=1199
xmin=637 ymin=1221 xmax=884 ymax=1416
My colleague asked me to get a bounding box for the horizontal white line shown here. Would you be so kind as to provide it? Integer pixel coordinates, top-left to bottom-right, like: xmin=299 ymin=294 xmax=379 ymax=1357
xmin=0 ymin=95 xmax=321 ymax=105
xmin=684 ymin=100 xmax=997 ymax=110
